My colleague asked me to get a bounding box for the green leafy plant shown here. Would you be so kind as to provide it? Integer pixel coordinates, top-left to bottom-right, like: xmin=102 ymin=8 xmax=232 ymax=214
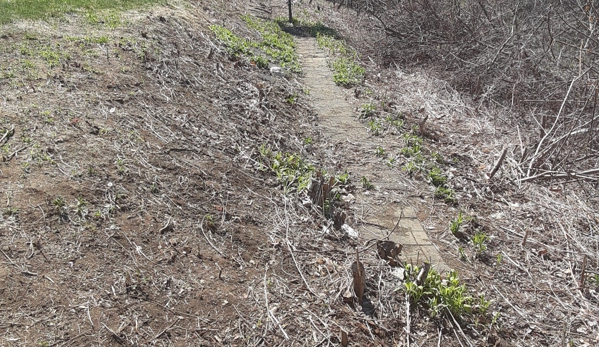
xmin=209 ymin=25 xmax=251 ymax=57
xmin=332 ymin=57 xmax=365 ymax=86
xmin=450 ymin=211 xmax=464 ymax=237
xmin=434 ymin=186 xmax=456 ymax=204
xmin=375 ymin=146 xmax=385 ymax=157
xmin=245 ymin=15 xmax=301 ymax=72
xmin=39 ymin=49 xmax=61 ymax=67
xmin=386 ymin=116 xmax=404 ymax=130
xmin=286 ymin=93 xmax=298 ymax=104
xmin=472 ymin=232 xmax=488 ymax=254
xmin=402 ymin=160 xmax=418 ymax=177
xmin=478 ymin=294 xmax=491 ymax=315
xmin=361 ymin=176 xmax=374 ymax=190
xmin=4 ymin=207 xmax=18 ymax=216
xmin=368 ymin=119 xmax=382 ymax=135
xmin=360 ymin=103 xmax=377 ymax=118
xmin=399 ymin=264 xmax=491 ymax=322
xmin=335 ymin=171 xmax=350 ymax=184
xmin=204 ymin=214 xmax=216 ymax=230
xmin=315 ymin=32 xmax=364 ymax=87
xmin=251 ymin=55 xmax=269 ymax=68
xmin=210 ymin=15 xmax=302 ymax=72
xmin=400 ymin=133 xmax=423 ymax=157
xmin=75 ymin=197 xmax=88 ymax=217
xmin=458 ymin=246 xmax=466 ymax=260
xmin=428 ymin=167 xmax=447 ymax=187
xmin=491 ymin=311 xmax=501 ymax=326
xmin=431 ymin=151 xmax=443 ymax=163
xmin=52 ymin=196 xmax=66 ymax=210
xmin=258 ymin=145 xmax=315 ymax=194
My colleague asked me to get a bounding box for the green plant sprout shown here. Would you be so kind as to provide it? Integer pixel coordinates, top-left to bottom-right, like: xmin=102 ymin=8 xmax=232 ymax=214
xmin=286 ymin=93 xmax=298 ymax=104
xmin=360 ymin=103 xmax=377 ymax=118
xmin=335 ymin=171 xmax=350 ymax=185
xmin=210 ymin=15 xmax=301 ymax=72
xmin=450 ymin=211 xmax=463 ymax=237
xmin=428 ymin=167 xmax=447 ymax=187
xmin=52 ymin=196 xmax=66 ymax=210
xmin=472 ymin=232 xmax=488 ymax=254
xmin=361 ymin=176 xmax=374 ymax=190
xmin=458 ymin=246 xmax=466 ymax=260
xmin=315 ymin=32 xmax=364 ymax=87
xmin=389 ymin=117 xmax=404 ymax=130
xmin=402 ymin=160 xmax=418 ymax=177
xmin=435 ymin=186 xmax=456 ymax=204
xmin=368 ymin=119 xmax=382 ymax=135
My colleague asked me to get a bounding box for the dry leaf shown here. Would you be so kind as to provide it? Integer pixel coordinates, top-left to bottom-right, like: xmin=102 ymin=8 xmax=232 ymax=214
xmin=377 ymin=240 xmax=402 ymax=266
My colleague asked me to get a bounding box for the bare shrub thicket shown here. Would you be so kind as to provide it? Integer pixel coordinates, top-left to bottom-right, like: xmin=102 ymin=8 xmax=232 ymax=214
xmin=331 ymin=0 xmax=599 ymax=184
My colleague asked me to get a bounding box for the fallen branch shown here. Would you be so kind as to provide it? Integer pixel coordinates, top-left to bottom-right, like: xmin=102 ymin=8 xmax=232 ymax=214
xmin=520 ymin=167 xmax=599 ymax=183
xmin=0 ymin=126 xmax=14 ymax=145
xmin=487 ymin=147 xmax=507 ymax=180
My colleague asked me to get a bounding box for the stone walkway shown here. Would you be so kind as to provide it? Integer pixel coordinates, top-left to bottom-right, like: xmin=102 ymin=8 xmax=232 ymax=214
xmin=296 ymin=37 xmax=450 ymax=272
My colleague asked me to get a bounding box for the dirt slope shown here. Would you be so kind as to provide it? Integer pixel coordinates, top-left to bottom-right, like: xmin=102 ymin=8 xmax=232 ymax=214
xmin=0 ymin=1 xmax=322 ymax=345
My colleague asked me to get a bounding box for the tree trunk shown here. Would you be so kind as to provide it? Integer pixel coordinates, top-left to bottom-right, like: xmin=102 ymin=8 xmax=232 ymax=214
xmin=288 ymin=0 xmax=293 ymax=23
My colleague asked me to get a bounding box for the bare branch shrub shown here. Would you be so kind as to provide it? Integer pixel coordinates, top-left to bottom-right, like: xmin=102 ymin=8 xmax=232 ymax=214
xmin=332 ymin=0 xmax=599 ymax=183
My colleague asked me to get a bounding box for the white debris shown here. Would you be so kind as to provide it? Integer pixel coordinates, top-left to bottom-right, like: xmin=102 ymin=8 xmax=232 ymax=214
xmin=270 ymin=66 xmax=287 ymax=77
xmin=342 ymin=224 xmax=358 ymax=238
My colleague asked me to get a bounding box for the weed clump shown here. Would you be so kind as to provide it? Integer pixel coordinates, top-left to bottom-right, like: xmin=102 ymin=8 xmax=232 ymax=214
xmin=210 ymin=15 xmax=301 ymax=73
xmin=258 ymin=144 xmax=315 ymax=194
xmin=315 ymin=32 xmax=364 ymax=87
xmin=400 ymin=264 xmax=492 ymax=322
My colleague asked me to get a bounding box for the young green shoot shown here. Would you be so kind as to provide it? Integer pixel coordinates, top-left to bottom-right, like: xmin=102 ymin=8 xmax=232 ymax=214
xmin=361 ymin=176 xmax=374 ymax=190
xmin=472 ymin=232 xmax=488 ymax=254
xmin=450 ymin=211 xmax=464 ymax=237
